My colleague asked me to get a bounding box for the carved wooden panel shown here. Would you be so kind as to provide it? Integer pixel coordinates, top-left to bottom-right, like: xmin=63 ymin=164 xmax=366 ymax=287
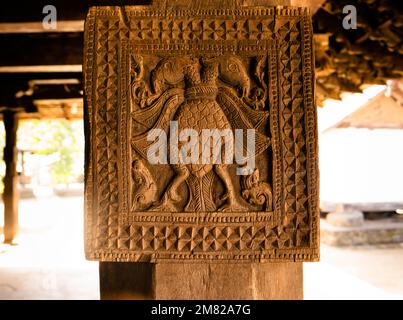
xmin=84 ymin=3 xmax=319 ymax=262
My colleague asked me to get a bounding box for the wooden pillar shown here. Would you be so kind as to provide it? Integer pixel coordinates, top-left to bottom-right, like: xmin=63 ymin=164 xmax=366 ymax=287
xmin=3 ymin=111 xmax=19 ymax=244
xmin=100 ymin=262 xmax=303 ymax=300
xmin=84 ymin=1 xmax=319 ymax=301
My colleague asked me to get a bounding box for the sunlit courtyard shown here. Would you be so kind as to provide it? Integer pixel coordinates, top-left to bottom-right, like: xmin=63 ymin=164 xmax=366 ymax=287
xmin=0 ymin=196 xmax=98 ymax=299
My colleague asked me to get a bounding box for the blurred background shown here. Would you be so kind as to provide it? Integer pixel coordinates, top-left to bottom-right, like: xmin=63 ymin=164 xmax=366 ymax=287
xmin=0 ymin=0 xmax=402 ymax=299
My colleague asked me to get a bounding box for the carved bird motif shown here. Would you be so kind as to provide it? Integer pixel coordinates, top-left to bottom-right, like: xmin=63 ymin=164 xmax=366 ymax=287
xmin=131 ymin=55 xmax=271 ymax=213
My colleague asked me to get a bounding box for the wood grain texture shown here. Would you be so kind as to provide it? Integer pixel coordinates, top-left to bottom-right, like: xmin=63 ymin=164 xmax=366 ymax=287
xmin=3 ymin=112 xmax=19 ymax=243
xmin=100 ymin=262 xmax=303 ymax=300
xmin=84 ymin=2 xmax=319 ymax=263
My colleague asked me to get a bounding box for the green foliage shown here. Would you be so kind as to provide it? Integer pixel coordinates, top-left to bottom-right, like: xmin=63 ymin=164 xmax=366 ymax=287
xmin=17 ymin=120 xmax=83 ymax=185
xmin=0 ymin=119 xmax=83 ymax=190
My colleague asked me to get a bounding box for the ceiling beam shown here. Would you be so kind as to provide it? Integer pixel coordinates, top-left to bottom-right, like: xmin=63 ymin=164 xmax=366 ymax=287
xmin=0 ymin=0 xmax=151 ymax=23
xmin=0 ymin=21 xmax=84 ymax=34
xmin=0 ymin=65 xmax=82 ymax=73
xmin=243 ymin=0 xmax=326 ymax=14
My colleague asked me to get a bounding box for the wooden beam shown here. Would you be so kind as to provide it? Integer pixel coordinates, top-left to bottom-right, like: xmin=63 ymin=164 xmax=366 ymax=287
xmin=28 ymin=79 xmax=81 ymax=85
xmin=0 ymin=65 xmax=82 ymax=73
xmin=0 ymin=73 xmax=82 ymax=108
xmin=243 ymin=0 xmax=326 ymax=13
xmin=20 ymin=80 xmax=83 ymax=100
xmin=0 ymin=1 xmax=151 ymax=24
xmin=3 ymin=111 xmax=19 ymax=244
xmin=0 ymin=21 xmax=84 ymax=34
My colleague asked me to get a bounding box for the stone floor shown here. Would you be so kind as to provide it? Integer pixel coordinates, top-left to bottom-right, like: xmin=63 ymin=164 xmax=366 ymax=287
xmin=0 ymin=196 xmax=402 ymax=300
xmin=304 ymin=243 xmax=403 ymax=299
xmin=0 ymin=196 xmax=99 ymax=300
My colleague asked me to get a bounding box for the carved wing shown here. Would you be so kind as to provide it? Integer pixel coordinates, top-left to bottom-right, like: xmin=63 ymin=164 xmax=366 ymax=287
xmin=131 ymin=89 xmax=185 ymax=160
xmin=216 ymin=86 xmax=271 ymax=157
xmin=132 ymin=88 xmax=185 ymax=136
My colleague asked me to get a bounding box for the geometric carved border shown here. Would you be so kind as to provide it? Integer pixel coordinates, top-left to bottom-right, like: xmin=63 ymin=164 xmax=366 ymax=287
xmin=84 ymin=6 xmax=319 ymax=262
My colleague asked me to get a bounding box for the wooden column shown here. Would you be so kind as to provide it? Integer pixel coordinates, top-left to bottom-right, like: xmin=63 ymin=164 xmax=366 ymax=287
xmin=3 ymin=111 xmax=19 ymax=244
xmin=85 ymin=1 xmax=319 ymax=301
xmin=100 ymin=262 xmax=303 ymax=300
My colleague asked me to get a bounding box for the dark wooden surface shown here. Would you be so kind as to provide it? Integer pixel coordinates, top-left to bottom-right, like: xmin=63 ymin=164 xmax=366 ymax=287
xmin=3 ymin=112 xmax=19 ymax=243
xmin=100 ymin=262 xmax=154 ymax=300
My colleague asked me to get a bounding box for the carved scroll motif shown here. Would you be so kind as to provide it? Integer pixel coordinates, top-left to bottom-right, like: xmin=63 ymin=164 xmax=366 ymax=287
xmin=241 ymin=169 xmax=273 ymax=211
xmin=131 ymin=156 xmax=158 ymax=211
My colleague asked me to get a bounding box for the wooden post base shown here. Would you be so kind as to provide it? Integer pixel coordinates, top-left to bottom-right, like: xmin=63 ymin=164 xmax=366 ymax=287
xmin=3 ymin=111 xmax=19 ymax=244
xmin=100 ymin=262 xmax=303 ymax=300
